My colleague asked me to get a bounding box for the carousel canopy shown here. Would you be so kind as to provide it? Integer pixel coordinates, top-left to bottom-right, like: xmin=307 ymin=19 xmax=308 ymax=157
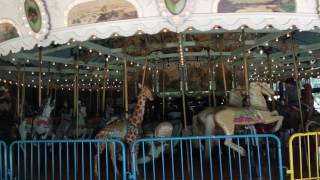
xmin=0 ymin=0 xmax=320 ymax=93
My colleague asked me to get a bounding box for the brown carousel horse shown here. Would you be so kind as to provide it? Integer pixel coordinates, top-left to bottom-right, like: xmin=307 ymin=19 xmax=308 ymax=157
xmin=94 ymin=84 xmax=154 ymax=176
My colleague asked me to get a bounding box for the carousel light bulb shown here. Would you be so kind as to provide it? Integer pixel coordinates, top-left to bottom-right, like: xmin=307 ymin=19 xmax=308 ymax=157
xmin=56 ymin=79 xmax=59 ymax=82
xmin=31 ymin=79 xmax=34 ymax=83
xmin=85 ymin=74 xmax=88 ymax=77
xmin=8 ymin=71 xmax=11 ymax=74
xmin=116 ymin=57 xmax=119 ymax=61
xmin=90 ymin=79 xmax=92 ymax=82
xmin=308 ymin=50 xmax=313 ymax=54
xmin=137 ymin=64 xmax=140 ymax=67
xmin=86 ymin=66 xmax=90 ymax=70
xmin=261 ymin=61 xmax=264 ymax=65
xmin=52 ymin=62 xmax=55 ymax=66
xmin=89 ymin=49 xmax=92 ymax=53
xmin=106 ymin=57 xmax=109 ymax=62
xmin=272 ymin=59 xmax=274 ymax=62
xmin=79 ymin=46 xmax=82 ymax=49
xmin=42 ymin=72 xmax=45 ymax=75
xmin=99 ymin=52 xmax=102 ymax=56
xmin=65 ymin=64 xmax=68 ymax=67
xmin=12 ymin=58 xmax=15 ymax=61
xmin=65 ymin=79 xmax=67 ymax=82
xmin=265 ymin=42 xmax=269 ymax=46
xmin=275 ymin=38 xmax=279 ymax=42
xmin=188 ymin=27 xmax=193 ymax=31
xmin=67 ymin=42 xmax=70 ymax=46
xmin=286 ymin=33 xmax=290 ymax=37
xmin=248 ymin=50 xmax=251 ymax=54
xmin=31 ymin=72 xmax=34 ymax=75
xmin=92 ymin=35 xmax=97 ymax=39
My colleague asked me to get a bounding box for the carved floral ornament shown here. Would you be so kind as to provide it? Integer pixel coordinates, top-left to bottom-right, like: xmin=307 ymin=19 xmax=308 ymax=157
xmin=158 ymin=0 xmax=194 ymax=26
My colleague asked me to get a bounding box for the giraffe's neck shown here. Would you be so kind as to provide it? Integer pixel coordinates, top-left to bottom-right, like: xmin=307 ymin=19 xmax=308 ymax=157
xmin=128 ymin=94 xmax=146 ymax=127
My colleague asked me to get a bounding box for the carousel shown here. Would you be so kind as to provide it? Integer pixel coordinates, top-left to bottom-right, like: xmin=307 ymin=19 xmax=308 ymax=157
xmin=0 ymin=0 xmax=320 ymax=179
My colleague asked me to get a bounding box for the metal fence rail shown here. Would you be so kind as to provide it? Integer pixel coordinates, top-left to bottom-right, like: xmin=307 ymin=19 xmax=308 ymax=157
xmin=9 ymin=139 xmax=127 ymax=180
xmin=287 ymin=132 xmax=320 ymax=180
xmin=131 ymin=134 xmax=284 ymax=180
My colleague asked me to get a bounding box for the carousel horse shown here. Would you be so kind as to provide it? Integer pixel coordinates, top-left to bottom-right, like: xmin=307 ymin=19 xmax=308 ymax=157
xmin=193 ymin=82 xmax=283 ymax=156
xmin=74 ymin=103 xmax=94 ymax=139
xmin=94 ymin=84 xmax=154 ymax=176
xmin=19 ymin=96 xmax=56 ymax=140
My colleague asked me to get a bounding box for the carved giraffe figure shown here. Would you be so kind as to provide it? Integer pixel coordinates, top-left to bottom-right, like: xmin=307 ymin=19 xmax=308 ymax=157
xmin=94 ymin=84 xmax=154 ymax=176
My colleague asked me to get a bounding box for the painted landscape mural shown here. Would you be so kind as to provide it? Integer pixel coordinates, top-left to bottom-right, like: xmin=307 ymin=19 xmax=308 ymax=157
xmin=218 ymin=0 xmax=296 ymax=13
xmin=68 ymin=0 xmax=138 ymax=26
xmin=0 ymin=23 xmax=19 ymax=43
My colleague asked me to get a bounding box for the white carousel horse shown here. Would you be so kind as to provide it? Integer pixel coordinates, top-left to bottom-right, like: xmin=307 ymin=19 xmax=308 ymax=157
xmin=74 ymin=104 xmax=94 ymax=139
xmin=193 ymin=82 xmax=283 ymax=156
xmin=19 ymin=97 xmax=56 ymax=140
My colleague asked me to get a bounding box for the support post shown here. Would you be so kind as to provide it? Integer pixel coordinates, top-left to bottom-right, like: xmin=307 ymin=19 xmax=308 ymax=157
xmin=102 ymin=63 xmax=107 ymax=113
xmin=124 ymin=58 xmax=128 ymax=119
xmin=242 ymin=29 xmax=249 ymax=96
xmin=290 ymin=36 xmax=304 ymax=132
xmin=38 ymin=48 xmax=42 ymax=107
xmin=267 ymin=53 xmax=276 ymax=110
xmin=21 ymin=67 xmax=25 ymax=120
xmin=211 ymin=61 xmax=217 ymax=107
xmin=17 ymin=67 xmax=20 ymax=117
xmin=74 ymin=62 xmax=79 ymax=137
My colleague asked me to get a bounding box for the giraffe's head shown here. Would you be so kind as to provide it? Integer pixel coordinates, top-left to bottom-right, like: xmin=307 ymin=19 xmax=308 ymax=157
xmin=138 ymin=83 xmax=154 ymax=101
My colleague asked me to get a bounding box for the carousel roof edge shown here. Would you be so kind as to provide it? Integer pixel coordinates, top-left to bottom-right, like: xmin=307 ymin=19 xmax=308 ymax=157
xmin=1 ymin=13 xmax=320 ymax=56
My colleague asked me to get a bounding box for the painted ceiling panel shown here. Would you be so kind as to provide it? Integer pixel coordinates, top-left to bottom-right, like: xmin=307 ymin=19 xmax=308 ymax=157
xmin=67 ymin=0 xmax=138 ymax=26
xmin=0 ymin=23 xmax=19 ymax=43
xmin=218 ymin=0 xmax=296 ymax=13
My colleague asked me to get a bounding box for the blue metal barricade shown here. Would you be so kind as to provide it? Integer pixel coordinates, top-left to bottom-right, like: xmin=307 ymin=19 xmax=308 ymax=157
xmin=131 ymin=134 xmax=284 ymax=180
xmin=9 ymin=139 xmax=127 ymax=180
xmin=0 ymin=141 xmax=7 ymax=180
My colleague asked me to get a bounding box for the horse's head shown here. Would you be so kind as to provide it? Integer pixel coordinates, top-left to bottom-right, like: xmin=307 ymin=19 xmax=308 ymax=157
xmin=251 ymin=82 xmax=274 ymax=97
xmin=138 ymin=83 xmax=154 ymax=101
xmin=260 ymin=82 xmax=274 ymax=97
xmin=41 ymin=97 xmax=55 ymax=119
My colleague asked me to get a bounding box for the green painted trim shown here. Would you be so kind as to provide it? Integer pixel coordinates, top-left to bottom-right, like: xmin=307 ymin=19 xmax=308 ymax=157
xmin=24 ymin=0 xmax=42 ymax=33
xmin=164 ymin=0 xmax=187 ymax=15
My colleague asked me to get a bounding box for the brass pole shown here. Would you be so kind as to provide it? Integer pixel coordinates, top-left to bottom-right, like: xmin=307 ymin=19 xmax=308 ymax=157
xmin=38 ymin=48 xmax=42 ymax=107
xmin=162 ymin=70 xmax=165 ymax=121
xmin=267 ymin=53 xmax=276 ymax=110
xmin=242 ymin=29 xmax=249 ymax=96
xmin=220 ymin=46 xmax=228 ymax=98
xmin=124 ymin=58 xmax=128 ymax=119
xmin=47 ymin=65 xmax=50 ymax=96
xmin=74 ymin=63 xmax=79 ymax=136
xmin=211 ymin=62 xmax=217 ymax=107
xmin=208 ymin=62 xmax=212 ymax=107
xmin=142 ymin=58 xmax=148 ymax=87
xmin=96 ymin=89 xmax=99 ymax=115
xmin=21 ymin=67 xmax=25 ymax=120
xmin=290 ymin=36 xmax=304 ymax=132
xmin=17 ymin=68 xmax=20 ymax=116
xmin=102 ymin=63 xmax=107 ymax=113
